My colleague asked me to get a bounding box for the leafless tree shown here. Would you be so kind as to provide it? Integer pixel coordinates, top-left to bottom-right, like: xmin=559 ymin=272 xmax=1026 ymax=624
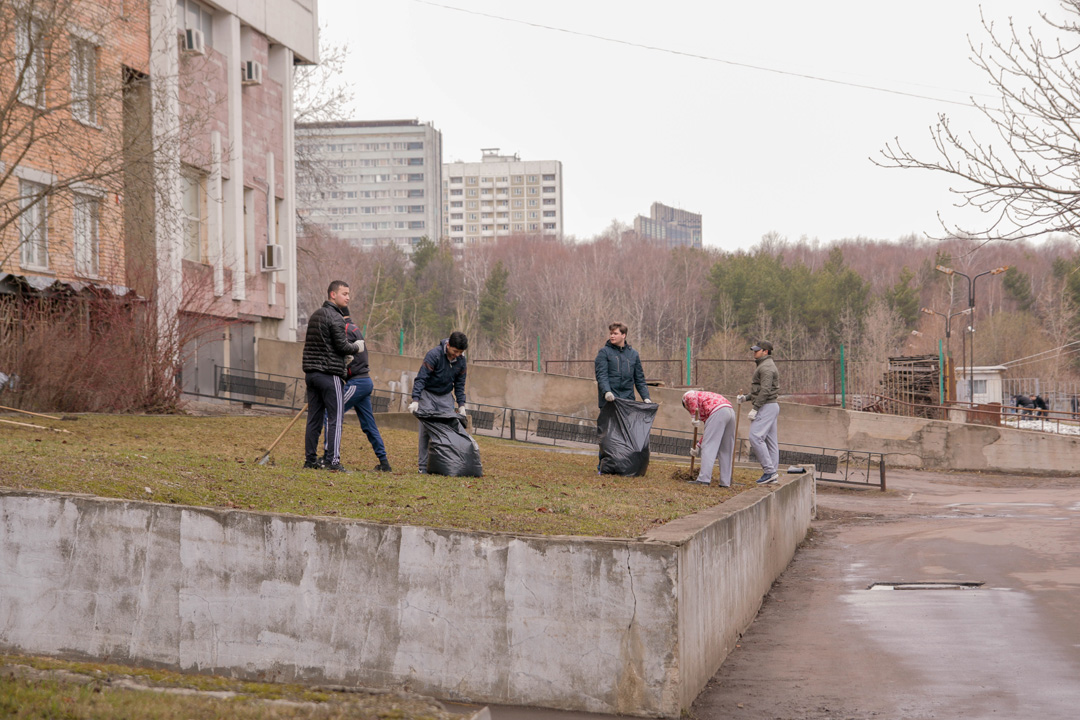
xmin=292 ymin=34 xmax=352 ymax=222
xmin=878 ymin=2 xmax=1080 ymax=243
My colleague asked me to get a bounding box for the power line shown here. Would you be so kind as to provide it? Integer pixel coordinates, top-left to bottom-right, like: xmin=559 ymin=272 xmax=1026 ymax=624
xmin=412 ymin=0 xmax=991 ymax=110
xmin=1002 ymin=340 xmax=1080 ymax=367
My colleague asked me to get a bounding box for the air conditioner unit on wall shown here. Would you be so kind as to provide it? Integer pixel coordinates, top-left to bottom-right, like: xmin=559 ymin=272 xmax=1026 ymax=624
xmin=242 ymin=60 xmax=263 ymax=85
xmin=261 ymin=244 xmax=284 ymax=271
xmin=181 ymin=28 xmax=205 ymax=55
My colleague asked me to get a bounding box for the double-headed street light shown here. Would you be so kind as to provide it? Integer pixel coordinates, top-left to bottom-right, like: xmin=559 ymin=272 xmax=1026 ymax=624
xmin=921 ymin=306 xmax=972 ymax=403
xmin=920 ymin=305 xmax=972 ymax=340
xmin=934 ymin=265 xmax=1009 ymax=404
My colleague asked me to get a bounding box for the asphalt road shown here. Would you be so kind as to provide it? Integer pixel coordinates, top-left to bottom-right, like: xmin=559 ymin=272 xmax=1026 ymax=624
xmin=468 ymin=468 xmax=1080 ymax=720
xmin=691 ymin=469 xmax=1080 ymax=720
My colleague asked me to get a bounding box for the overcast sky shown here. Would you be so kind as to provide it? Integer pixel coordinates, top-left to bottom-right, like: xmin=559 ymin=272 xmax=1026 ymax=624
xmin=315 ymin=0 xmax=1048 ymax=251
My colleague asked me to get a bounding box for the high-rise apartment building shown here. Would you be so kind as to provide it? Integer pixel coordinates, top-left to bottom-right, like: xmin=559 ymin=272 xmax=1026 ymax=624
xmin=295 ymin=120 xmax=443 ymax=253
xmin=442 ymin=149 xmax=563 ymax=246
xmin=634 ymin=202 xmax=702 ymax=249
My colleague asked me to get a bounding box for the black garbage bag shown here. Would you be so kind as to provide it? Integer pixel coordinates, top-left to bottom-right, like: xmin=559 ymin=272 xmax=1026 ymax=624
xmin=597 ymin=398 xmax=658 ymax=476
xmin=417 ymin=411 xmax=483 ymax=477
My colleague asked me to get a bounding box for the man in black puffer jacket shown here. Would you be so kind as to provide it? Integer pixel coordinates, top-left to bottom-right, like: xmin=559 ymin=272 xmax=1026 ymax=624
xmin=302 ymin=280 xmax=363 ymax=472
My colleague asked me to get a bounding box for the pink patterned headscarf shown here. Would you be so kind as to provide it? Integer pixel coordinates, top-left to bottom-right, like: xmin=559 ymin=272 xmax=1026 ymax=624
xmin=681 ymin=390 xmax=732 ymax=422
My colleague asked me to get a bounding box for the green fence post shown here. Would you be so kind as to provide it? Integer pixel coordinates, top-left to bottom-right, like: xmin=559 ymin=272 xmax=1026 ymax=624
xmin=938 ymin=339 xmax=944 ymax=404
xmin=840 ymin=344 xmax=846 ymax=409
xmin=686 ymin=336 xmax=692 ymax=386
xmin=536 ymin=335 xmax=542 ymax=373
xmin=399 ymin=328 xmax=404 ymax=355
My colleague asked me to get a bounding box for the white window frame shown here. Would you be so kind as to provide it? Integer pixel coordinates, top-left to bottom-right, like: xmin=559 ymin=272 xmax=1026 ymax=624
xmin=19 ymin=180 xmax=49 ymax=270
xmin=73 ymin=193 xmax=101 ymax=277
xmin=181 ymin=167 xmax=208 ymax=263
xmin=16 ymin=14 xmax=45 ymax=107
xmin=176 ymin=0 xmax=214 ymax=47
xmin=69 ymin=35 xmax=98 ymax=124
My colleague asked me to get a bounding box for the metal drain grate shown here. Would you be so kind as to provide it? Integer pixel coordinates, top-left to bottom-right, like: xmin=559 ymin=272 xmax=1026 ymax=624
xmin=867 ymin=581 xmax=985 ymax=591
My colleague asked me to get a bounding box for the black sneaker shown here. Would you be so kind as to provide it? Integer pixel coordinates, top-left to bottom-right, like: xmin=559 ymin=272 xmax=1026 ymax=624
xmin=374 ymin=460 xmax=393 ymax=472
xmin=757 ymin=472 xmax=779 ymax=485
xmin=303 ymin=460 xmax=321 ymax=470
xmin=325 ymin=461 xmax=349 ymax=473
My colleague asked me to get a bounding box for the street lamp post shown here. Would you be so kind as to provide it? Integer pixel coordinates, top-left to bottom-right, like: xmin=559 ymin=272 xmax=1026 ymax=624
xmin=934 ymin=265 xmax=1009 ymax=404
xmin=921 ymin=306 xmax=972 ymax=402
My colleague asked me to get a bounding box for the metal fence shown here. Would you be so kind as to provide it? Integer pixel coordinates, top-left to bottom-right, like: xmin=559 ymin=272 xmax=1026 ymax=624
xmin=694 ymin=358 xmax=838 ymax=403
xmin=857 ymin=391 xmax=1080 ymax=432
xmin=470 ymin=359 xmax=535 ymax=371
xmin=737 ymin=438 xmax=886 ymax=490
xmin=183 ymin=365 xmax=306 ymax=410
xmin=1002 ymin=378 xmax=1080 ymax=417
xmin=369 ymin=388 xmax=697 ymax=456
xmin=543 ymin=359 xmax=686 ymax=387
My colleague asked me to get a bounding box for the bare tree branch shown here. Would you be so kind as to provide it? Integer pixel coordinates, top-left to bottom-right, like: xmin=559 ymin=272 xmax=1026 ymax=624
xmin=877 ymin=2 xmax=1080 ymax=243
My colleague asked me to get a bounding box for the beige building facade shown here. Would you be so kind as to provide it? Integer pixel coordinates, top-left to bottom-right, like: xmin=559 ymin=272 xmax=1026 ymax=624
xmin=296 ymin=120 xmax=443 ymax=254
xmin=442 ymin=148 xmax=563 ymax=246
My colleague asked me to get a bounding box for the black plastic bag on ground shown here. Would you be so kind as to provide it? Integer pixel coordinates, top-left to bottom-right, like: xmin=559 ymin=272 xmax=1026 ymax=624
xmin=597 ymin=398 xmax=658 ymax=476
xmin=418 ymin=412 xmax=483 ymax=477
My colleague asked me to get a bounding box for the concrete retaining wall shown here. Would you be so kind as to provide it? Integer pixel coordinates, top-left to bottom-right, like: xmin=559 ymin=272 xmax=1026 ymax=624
xmin=258 ymin=339 xmax=1080 ymax=474
xmin=0 ymin=476 xmax=813 ymax=716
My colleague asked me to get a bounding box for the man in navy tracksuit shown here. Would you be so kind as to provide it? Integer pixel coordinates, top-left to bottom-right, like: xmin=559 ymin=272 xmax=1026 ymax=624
xmin=322 ymin=314 xmax=391 ymax=472
xmin=302 ymin=280 xmax=362 ymax=472
xmin=408 ymin=332 xmax=468 ymax=473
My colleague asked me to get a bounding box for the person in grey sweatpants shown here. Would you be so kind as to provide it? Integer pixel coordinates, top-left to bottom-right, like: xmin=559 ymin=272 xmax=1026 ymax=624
xmin=740 ymin=340 xmax=780 ymax=484
xmin=681 ymin=391 xmax=736 ymax=487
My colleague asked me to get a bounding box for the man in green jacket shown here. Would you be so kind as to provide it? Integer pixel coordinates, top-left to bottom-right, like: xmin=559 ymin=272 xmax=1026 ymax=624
xmin=739 ymin=341 xmax=780 ymax=485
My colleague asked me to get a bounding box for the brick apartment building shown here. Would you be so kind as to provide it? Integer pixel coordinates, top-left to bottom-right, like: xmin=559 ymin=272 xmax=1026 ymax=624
xmin=0 ymin=0 xmax=317 ymax=403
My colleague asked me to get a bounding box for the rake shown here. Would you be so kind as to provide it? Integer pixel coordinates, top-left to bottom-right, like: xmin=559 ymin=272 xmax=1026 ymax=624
xmin=256 ymin=404 xmax=307 ymax=465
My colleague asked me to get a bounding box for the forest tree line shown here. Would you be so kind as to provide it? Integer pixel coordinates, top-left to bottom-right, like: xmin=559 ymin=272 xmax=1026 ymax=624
xmin=297 ymin=226 xmax=1080 ymax=390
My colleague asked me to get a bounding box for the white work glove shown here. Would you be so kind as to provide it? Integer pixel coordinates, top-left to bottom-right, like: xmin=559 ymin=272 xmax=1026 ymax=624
xmin=643 ymin=398 xmax=653 ymax=404
xmin=352 ymin=339 xmax=365 ymax=354
xmin=458 ymin=405 xmax=467 ymax=416
xmin=736 ymin=394 xmax=747 ymax=404
xmin=689 ymin=445 xmax=701 ymax=458
xmin=748 ymin=408 xmax=758 ymax=421
xmin=408 ymin=401 xmax=419 ymax=414
xmin=604 ymin=391 xmax=615 ymax=402
xmin=691 ymin=418 xmax=704 ymax=428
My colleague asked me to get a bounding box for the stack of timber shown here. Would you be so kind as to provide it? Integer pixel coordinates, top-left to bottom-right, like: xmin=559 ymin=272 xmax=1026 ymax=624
xmin=881 ymin=354 xmax=942 ymax=418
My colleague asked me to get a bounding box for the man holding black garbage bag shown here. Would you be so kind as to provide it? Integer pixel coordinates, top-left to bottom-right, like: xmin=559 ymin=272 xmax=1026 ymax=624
xmin=409 ymin=332 xmax=472 ymax=474
xmin=594 ymin=322 xmax=656 ymax=475
xmin=595 ymin=322 xmax=651 ymax=409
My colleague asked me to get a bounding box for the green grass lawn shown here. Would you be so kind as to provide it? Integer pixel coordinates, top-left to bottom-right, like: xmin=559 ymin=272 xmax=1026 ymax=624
xmin=0 ymin=412 xmax=759 ymax=537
